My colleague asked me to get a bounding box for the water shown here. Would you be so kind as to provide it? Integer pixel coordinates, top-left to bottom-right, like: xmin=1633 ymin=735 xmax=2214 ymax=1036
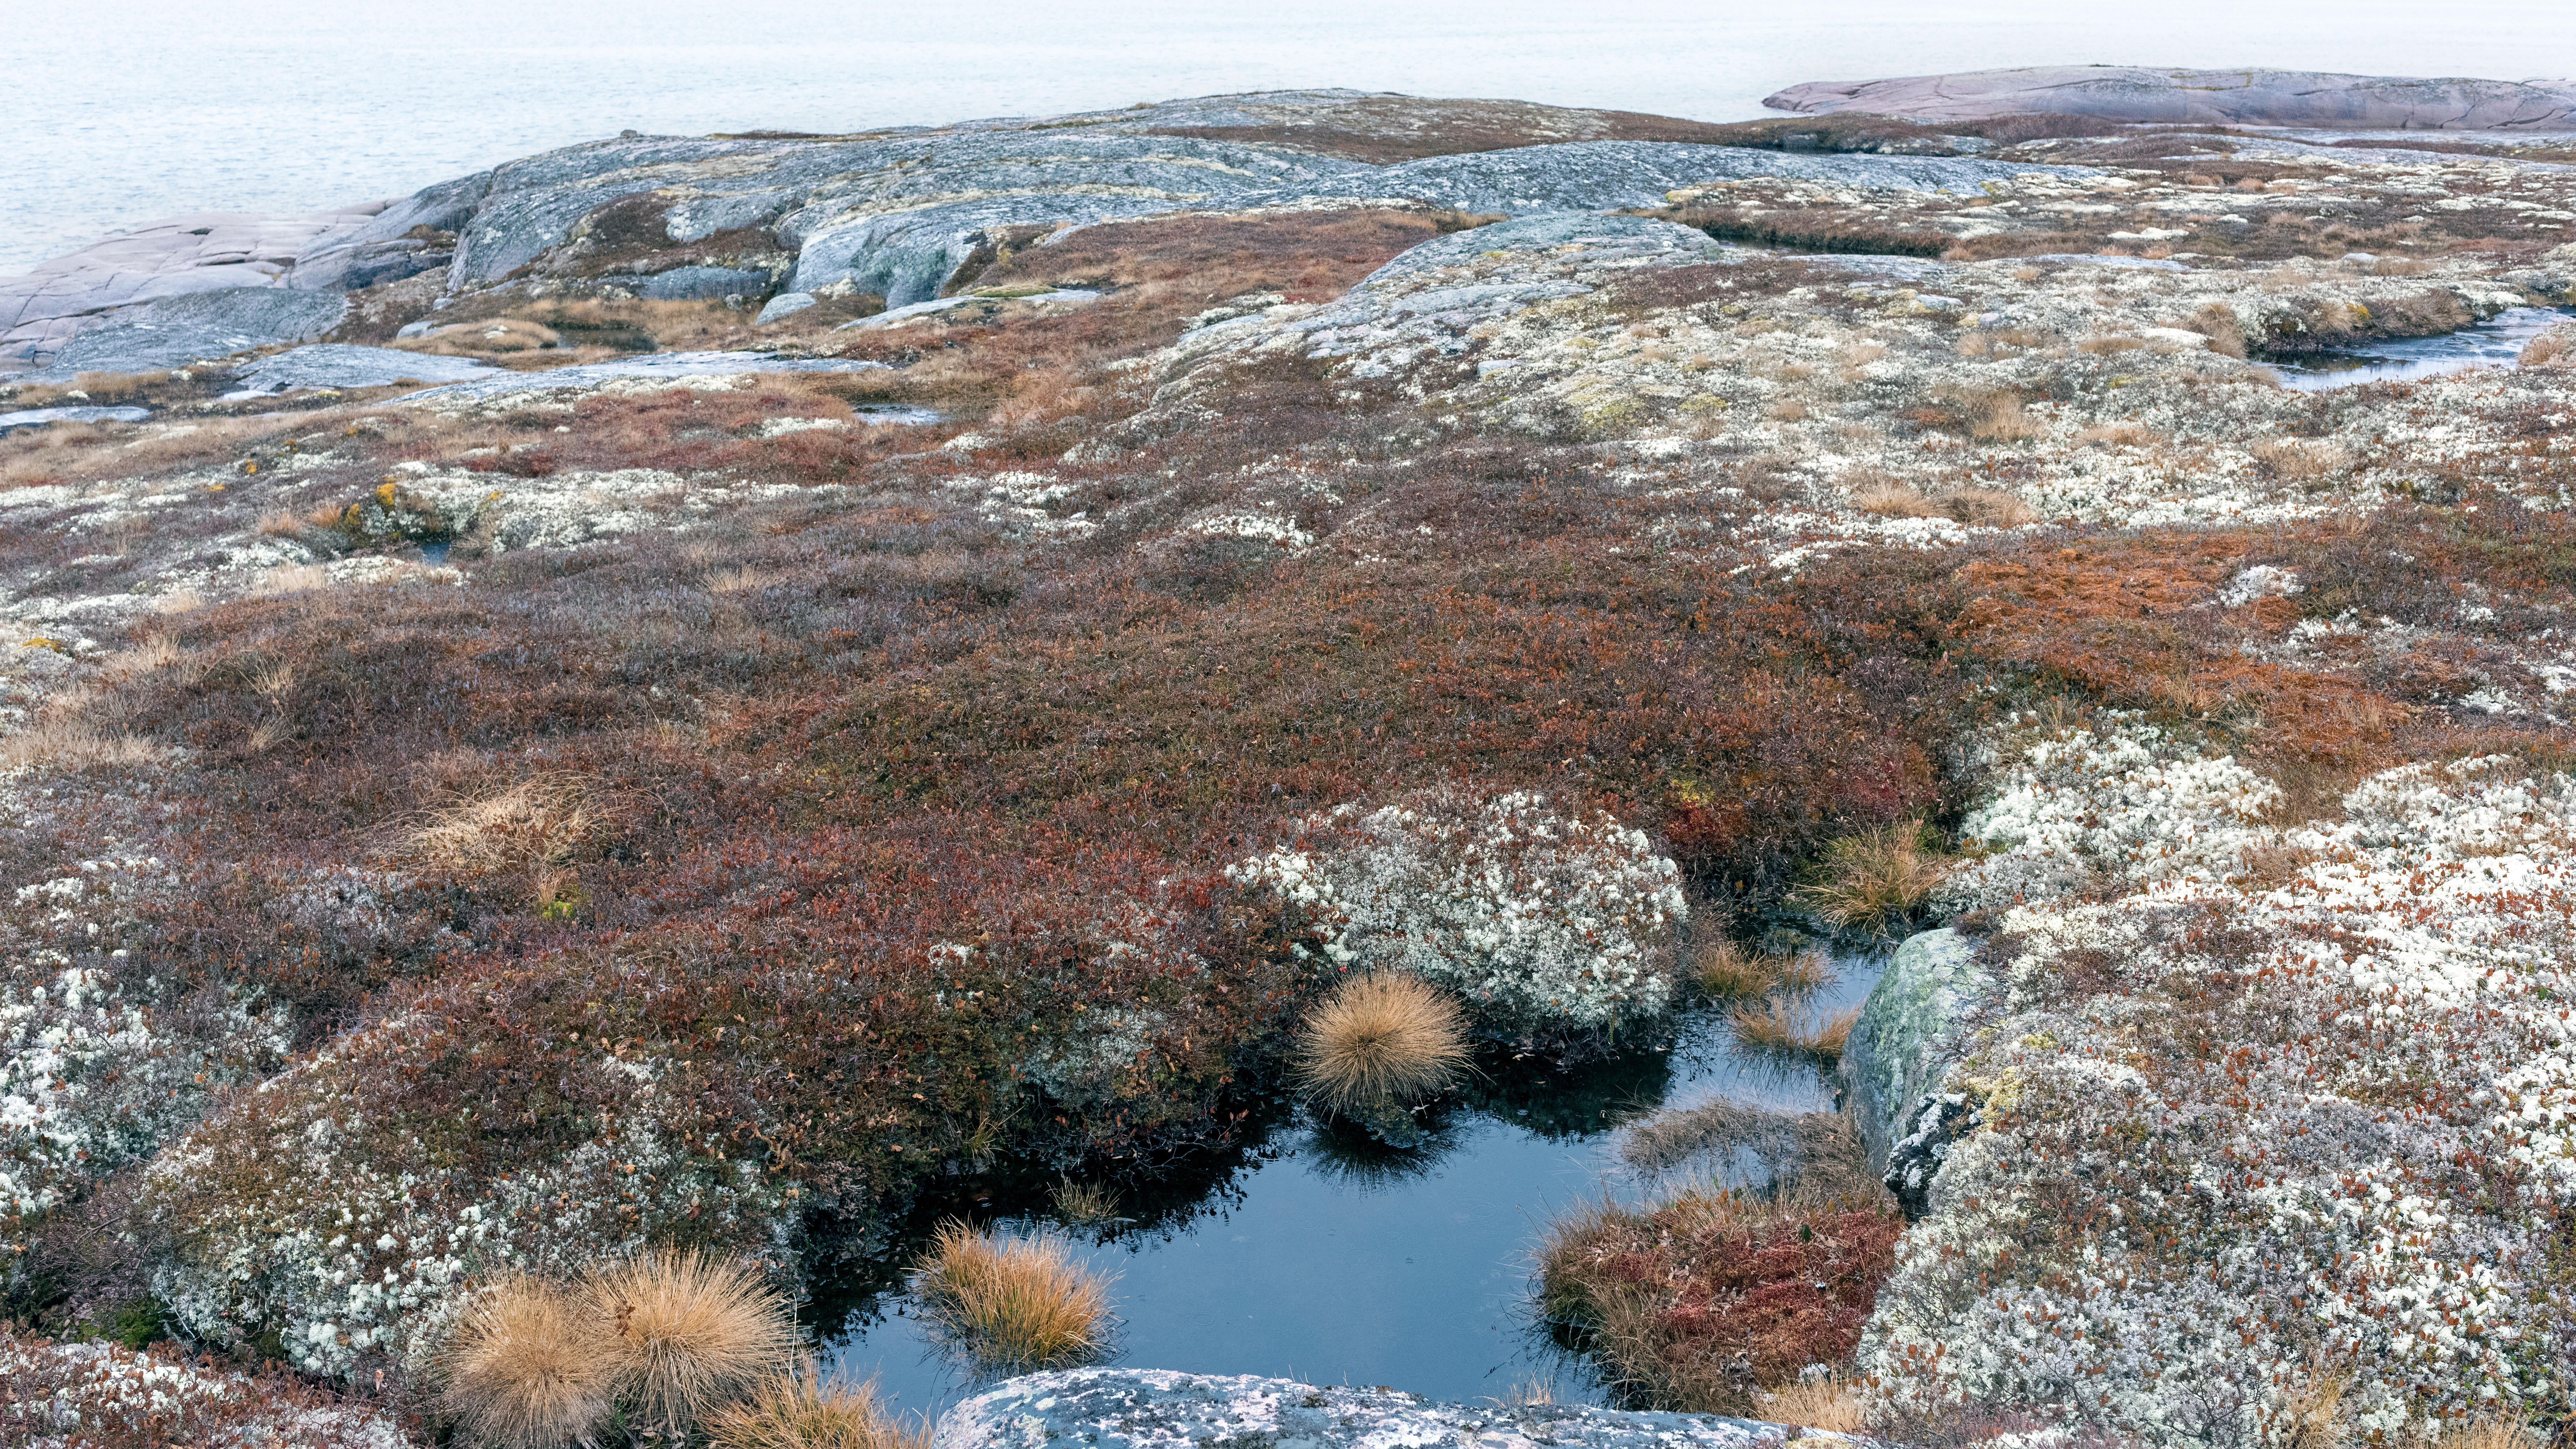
xmin=817 ymin=954 xmax=1885 ymax=1425
xmin=2267 ymin=305 xmax=2576 ymax=390
xmin=11 ymin=0 xmax=2576 ymax=274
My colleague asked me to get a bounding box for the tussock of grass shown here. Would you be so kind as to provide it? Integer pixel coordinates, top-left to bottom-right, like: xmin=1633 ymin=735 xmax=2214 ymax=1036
xmin=912 ymin=1222 xmax=1114 ymax=1372
xmin=1790 ymin=823 xmax=1945 ymax=938
xmin=1759 ymin=1371 xmax=1863 ymax=1433
xmin=1293 ymin=972 xmax=1472 ymax=1111
xmin=1050 ymin=1178 xmax=1119 ymax=1225
xmin=434 ymin=1276 xmax=614 ymax=1449
xmin=704 ymin=1359 xmax=929 ymax=1449
xmin=1693 ymin=940 xmax=1830 ymax=1001
xmin=405 ymin=772 xmax=601 ymax=875
xmin=1728 ymin=1001 xmax=1858 ymax=1067
xmin=585 ymin=1249 xmax=800 ymax=1439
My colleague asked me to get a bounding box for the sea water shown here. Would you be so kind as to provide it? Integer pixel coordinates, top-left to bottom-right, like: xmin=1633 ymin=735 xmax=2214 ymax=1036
xmin=10 ymin=0 xmax=2576 ymax=273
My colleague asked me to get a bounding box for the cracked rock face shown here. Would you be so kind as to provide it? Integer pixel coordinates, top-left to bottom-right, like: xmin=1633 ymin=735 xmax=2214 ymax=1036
xmin=933 ymin=1370 xmax=1824 ymax=1449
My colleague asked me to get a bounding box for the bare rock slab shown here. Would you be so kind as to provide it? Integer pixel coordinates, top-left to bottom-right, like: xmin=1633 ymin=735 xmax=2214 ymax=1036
xmin=935 ymin=1369 xmax=1827 ymax=1449
xmin=1764 ymin=66 xmax=2576 ymax=130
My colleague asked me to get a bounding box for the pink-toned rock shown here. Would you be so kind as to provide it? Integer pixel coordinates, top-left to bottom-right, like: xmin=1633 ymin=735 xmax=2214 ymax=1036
xmin=1764 ymin=66 xmax=2576 ymax=130
xmin=0 ymin=208 xmax=381 ymax=368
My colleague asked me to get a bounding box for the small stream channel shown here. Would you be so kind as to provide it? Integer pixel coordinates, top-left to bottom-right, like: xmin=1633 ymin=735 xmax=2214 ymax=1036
xmin=2267 ymin=304 xmax=2575 ymax=390
xmin=816 ymin=952 xmax=1888 ymax=1425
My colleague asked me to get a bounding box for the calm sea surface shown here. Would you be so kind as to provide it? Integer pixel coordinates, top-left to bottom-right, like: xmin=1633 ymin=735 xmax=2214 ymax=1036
xmin=8 ymin=0 xmax=2576 ymax=274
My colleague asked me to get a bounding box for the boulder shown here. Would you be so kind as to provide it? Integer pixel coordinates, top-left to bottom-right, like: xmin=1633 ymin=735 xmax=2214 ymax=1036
xmin=36 ymin=287 xmax=349 ymax=378
xmin=754 ymin=292 xmax=817 ymax=324
xmin=637 ymin=265 xmax=772 ymax=301
xmin=1835 ymin=926 xmax=1991 ymax=1177
xmin=934 ymin=1370 xmax=1826 ymax=1449
xmin=1764 ymin=66 xmax=2576 ymax=130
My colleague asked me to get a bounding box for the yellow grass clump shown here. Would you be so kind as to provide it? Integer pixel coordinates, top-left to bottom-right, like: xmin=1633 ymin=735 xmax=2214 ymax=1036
xmin=912 ymin=1222 xmax=1115 ymax=1372
xmin=1728 ymin=1001 xmax=1858 ymax=1067
xmin=1759 ymin=1371 xmax=1863 ymax=1433
xmin=1790 ymin=823 xmax=1944 ymax=938
xmin=435 ymin=1276 xmax=615 ymax=1449
xmin=1694 ymin=941 xmax=1832 ymax=1002
xmin=585 ymin=1249 xmax=801 ymax=1440
xmin=1292 ymin=972 xmax=1473 ymax=1111
xmin=704 ymin=1359 xmax=930 ymax=1449
xmin=405 ymin=772 xmax=601 ymax=875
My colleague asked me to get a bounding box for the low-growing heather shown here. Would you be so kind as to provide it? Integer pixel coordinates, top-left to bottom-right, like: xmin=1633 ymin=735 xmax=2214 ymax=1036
xmin=1540 ymin=1189 xmax=1904 ymax=1415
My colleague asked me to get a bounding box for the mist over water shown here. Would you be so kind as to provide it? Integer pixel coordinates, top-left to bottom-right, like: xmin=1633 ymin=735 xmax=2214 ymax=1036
xmin=8 ymin=0 xmax=2576 ymax=272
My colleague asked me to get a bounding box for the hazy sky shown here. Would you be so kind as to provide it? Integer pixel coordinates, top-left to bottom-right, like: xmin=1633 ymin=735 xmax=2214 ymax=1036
xmin=9 ymin=0 xmax=2575 ymax=270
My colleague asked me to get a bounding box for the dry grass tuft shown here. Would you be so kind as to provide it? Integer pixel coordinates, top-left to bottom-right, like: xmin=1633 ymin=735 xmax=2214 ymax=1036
xmin=1851 ymin=483 xmax=1940 ymax=519
xmin=2519 ymin=322 xmax=2576 ymax=369
xmin=405 ymin=773 xmax=601 ymax=875
xmin=1051 ymin=1178 xmax=1120 ymax=1225
xmin=1937 ymin=487 xmax=2036 ymax=528
xmin=704 ymin=1359 xmax=929 ymax=1449
xmin=1791 ymin=823 xmax=1945 ymax=937
xmin=0 ymin=720 xmax=167 ymax=772
xmin=434 ymin=1276 xmax=615 ymax=1449
xmin=2253 ymin=438 xmax=2355 ymax=480
xmin=585 ymin=1249 xmax=800 ymax=1440
xmin=1760 ymin=1371 xmax=1864 ymax=1433
xmin=1694 ymin=941 xmax=1830 ymax=1002
xmin=1293 ymin=972 xmax=1473 ymax=1111
xmin=1728 ymin=1001 xmax=1859 ymax=1067
xmin=912 ymin=1222 xmax=1115 ymax=1372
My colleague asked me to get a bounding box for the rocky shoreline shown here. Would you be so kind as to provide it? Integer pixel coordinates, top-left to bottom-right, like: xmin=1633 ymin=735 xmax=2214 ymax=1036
xmin=2 ymin=67 xmax=2575 ymax=1448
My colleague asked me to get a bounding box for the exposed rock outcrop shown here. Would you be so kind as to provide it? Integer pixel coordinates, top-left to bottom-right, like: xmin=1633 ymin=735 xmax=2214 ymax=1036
xmin=934 ymin=1370 xmax=1828 ymax=1449
xmin=2 ymin=91 xmax=2078 ymax=375
xmin=1765 ymin=66 xmax=2576 ymax=130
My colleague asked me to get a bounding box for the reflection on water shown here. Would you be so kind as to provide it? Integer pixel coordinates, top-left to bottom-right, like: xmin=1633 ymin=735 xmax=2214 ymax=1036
xmin=2268 ymin=306 xmax=2576 ymax=391
xmin=816 ymin=949 xmax=1886 ymax=1424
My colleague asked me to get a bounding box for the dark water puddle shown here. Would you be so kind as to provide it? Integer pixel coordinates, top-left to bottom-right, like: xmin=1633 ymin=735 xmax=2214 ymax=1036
xmin=2268 ymin=306 xmax=2576 ymax=391
xmin=819 ymin=953 xmax=1887 ymax=1424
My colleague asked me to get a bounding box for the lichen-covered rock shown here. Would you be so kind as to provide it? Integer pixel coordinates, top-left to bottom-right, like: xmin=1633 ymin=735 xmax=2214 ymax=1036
xmin=1765 ymin=66 xmax=2576 ymax=129
xmin=934 ymin=1369 xmax=1826 ymax=1449
xmin=1836 ymin=926 xmax=1988 ymax=1178
xmin=1229 ymin=789 xmax=1685 ymax=1051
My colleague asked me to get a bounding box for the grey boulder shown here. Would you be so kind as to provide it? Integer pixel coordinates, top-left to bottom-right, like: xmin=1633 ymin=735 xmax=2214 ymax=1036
xmin=754 ymin=292 xmax=817 ymax=324
xmin=934 ymin=1370 xmax=1827 ymax=1449
xmin=37 ymin=287 xmax=349 ymax=378
xmin=1765 ymin=66 xmax=2576 ymax=130
xmin=1836 ymin=926 xmax=1991 ymax=1181
xmin=638 ymin=265 xmax=772 ymax=301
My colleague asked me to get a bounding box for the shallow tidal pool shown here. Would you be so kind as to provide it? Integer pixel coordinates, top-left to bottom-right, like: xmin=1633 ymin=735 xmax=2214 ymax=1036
xmin=818 ymin=952 xmax=1886 ymax=1423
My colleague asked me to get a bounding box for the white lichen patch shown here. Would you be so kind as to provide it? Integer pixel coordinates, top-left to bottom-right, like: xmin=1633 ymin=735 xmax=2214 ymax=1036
xmin=1870 ymin=741 xmax=2576 ymax=1435
xmin=1232 ymin=788 xmax=1685 ymax=1040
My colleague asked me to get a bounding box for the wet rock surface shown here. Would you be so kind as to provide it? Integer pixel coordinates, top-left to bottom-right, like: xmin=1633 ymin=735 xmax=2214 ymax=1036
xmin=936 ymin=1370 xmax=1823 ymax=1449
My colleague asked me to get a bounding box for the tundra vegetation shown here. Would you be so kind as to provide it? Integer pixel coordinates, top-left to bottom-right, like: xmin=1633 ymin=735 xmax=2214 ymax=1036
xmin=1 ymin=93 xmax=2575 ymax=1447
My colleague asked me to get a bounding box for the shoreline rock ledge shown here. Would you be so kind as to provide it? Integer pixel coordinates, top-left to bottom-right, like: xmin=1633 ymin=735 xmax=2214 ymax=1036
xmin=934 ymin=1370 xmax=1832 ymax=1449
xmin=1764 ymin=65 xmax=2576 ymax=128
